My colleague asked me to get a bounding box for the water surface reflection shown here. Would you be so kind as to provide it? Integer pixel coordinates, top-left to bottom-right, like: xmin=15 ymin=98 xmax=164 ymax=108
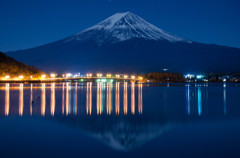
xmin=1 ymin=83 xmax=240 ymax=153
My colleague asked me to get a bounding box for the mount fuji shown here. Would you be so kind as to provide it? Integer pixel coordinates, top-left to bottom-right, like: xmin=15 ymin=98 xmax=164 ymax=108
xmin=6 ymin=12 xmax=240 ymax=73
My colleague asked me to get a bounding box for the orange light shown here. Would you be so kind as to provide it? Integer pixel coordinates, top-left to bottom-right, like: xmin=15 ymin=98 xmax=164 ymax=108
xmin=106 ymin=74 xmax=111 ymax=78
xmin=131 ymin=76 xmax=135 ymax=79
xmin=5 ymin=75 xmax=10 ymax=79
xmin=19 ymin=75 xmax=23 ymax=79
xmin=115 ymin=74 xmax=120 ymax=78
xmin=42 ymin=75 xmax=46 ymax=78
xmin=124 ymin=75 xmax=128 ymax=79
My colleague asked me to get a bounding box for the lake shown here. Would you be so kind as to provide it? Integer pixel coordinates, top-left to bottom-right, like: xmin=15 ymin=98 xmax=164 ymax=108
xmin=0 ymin=82 xmax=240 ymax=158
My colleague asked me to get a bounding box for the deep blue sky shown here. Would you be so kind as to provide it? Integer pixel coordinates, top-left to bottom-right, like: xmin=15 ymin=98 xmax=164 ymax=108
xmin=0 ymin=0 xmax=240 ymax=52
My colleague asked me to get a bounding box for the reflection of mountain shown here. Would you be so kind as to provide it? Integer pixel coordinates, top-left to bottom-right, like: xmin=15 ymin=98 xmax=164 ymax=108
xmin=53 ymin=116 xmax=175 ymax=151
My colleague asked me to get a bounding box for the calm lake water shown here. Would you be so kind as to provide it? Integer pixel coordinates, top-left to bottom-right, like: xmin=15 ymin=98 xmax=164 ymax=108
xmin=0 ymin=82 xmax=240 ymax=158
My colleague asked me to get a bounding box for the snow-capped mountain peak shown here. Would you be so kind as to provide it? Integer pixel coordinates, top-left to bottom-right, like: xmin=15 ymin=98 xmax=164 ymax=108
xmin=65 ymin=12 xmax=190 ymax=45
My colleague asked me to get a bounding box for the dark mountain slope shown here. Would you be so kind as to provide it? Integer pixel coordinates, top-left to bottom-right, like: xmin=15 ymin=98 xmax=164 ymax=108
xmin=0 ymin=51 xmax=42 ymax=77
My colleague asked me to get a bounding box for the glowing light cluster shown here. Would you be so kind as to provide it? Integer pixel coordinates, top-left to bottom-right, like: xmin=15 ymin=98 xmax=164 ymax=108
xmin=41 ymin=75 xmax=46 ymax=78
xmin=97 ymin=73 xmax=102 ymax=77
xmin=19 ymin=75 xmax=23 ymax=79
xmin=185 ymin=74 xmax=195 ymax=79
xmin=50 ymin=73 xmax=56 ymax=78
xmin=86 ymin=73 xmax=92 ymax=77
xmin=66 ymin=73 xmax=72 ymax=78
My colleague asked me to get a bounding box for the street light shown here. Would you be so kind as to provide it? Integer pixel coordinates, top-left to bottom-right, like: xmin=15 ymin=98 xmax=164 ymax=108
xmin=97 ymin=73 xmax=102 ymax=77
xmin=66 ymin=73 xmax=72 ymax=78
xmin=86 ymin=73 xmax=92 ymax=77
xmin=50 ymin=73 xmax=56 ymax=78
xmin=106 ymin=74 xmax=111 ymax=78
xmin=115 ymin=74 xmax=120 ymax=78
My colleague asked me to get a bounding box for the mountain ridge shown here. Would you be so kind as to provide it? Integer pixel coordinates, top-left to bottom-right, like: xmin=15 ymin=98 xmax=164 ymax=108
xmin=5 ymin=12 xmax=240 ymax=73
xmin=63 ymin=12 xmax=190 ymax=45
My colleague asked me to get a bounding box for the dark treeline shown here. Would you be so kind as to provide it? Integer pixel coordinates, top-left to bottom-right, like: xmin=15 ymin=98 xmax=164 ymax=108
xmin=0 ymin=51 xmax=43 ymax=77
xmin=144 ymin=72 xmax=185 ymax=83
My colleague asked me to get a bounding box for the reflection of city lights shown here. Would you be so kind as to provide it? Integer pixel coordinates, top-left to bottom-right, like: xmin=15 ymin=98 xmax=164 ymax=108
xmin=19 ymin=84 xmax=24 ymax=116
xmin=5 ymin=83 xmax=10 ymax=116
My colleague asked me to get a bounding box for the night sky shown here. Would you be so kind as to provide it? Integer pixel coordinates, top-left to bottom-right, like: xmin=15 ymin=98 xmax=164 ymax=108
xmin=1 ymin=0 xmax=240 ymax=52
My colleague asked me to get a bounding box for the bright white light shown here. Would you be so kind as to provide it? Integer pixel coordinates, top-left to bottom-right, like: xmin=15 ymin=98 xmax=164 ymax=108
xmin=131 ymin=76 xmax=135 ymax=79
xmin=86 ymin=73 xmax=92 ymax=77
xmin=106 ymin=74 xmax=111 ymax=77
xmin=185 ymin=74 xmax=194 ymax=79
xmin=66 ymin=73 xmax=72 ymax=77
xmin=196 ymin=75 xmax=203 ymax=79
xmin=42 ymin=75 xmax=46 ymax=78
xmin=97 ymin=73 xmax=102 ymax=77
xmin=124 ymin=75 xmax=128 ymax=79
xmin=223 ymin=79 xmax=227 ymax=82
xmin=115 ymin=74 xmax=120 ymax=78
xmin=19 ymin=75 xmax=23 ymax=79
xmin=50 ymin=74 xmax=56 ymax=78
xmin=5 ymin=75 xmax=10 ymax=79
xmin=138 ymin=77 xmax=143 ymax=80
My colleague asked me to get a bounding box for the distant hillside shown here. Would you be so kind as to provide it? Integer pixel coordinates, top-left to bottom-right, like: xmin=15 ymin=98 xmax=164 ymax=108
xmin=0 ymin=51 xmax=43 ymax=77
xmin=145 ymin=72 xmax=185 ymax=82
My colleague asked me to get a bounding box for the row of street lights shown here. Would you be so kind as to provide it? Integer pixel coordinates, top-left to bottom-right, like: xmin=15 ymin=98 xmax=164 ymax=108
xmin=1 ymin=73 xmax=143 ymax=80
xmin=85 ymin=73 xmax=143 ymax=80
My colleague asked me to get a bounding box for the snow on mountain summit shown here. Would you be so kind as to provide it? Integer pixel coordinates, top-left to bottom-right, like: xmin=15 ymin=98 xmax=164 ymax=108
xmin=65 ymin=12 xmax=190 ymax=45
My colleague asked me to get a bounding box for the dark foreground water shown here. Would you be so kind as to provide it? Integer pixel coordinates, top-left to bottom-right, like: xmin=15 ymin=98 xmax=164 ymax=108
xmin=0 ymin=82 xmax=240 ymax=158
